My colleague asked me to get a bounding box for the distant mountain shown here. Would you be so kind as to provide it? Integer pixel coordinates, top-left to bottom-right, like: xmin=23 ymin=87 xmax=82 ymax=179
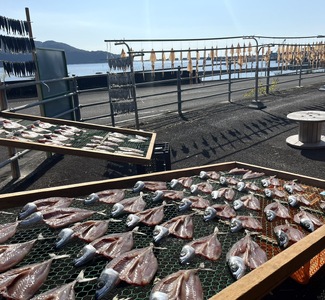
xmin=0 ymin=40 xmax=119 ymax=65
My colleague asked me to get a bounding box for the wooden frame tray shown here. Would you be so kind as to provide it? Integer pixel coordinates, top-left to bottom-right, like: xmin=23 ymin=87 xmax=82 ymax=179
xmin=0 ymin=111 xmax=156 ymax=164
xmin=0 ymin=161 xmax=324 ymax=299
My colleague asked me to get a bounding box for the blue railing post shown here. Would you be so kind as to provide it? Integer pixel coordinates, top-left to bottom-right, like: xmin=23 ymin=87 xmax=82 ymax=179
xmin=266 ymin=59 xmax=271 ymax=94
xmin=177 ymin=66 xmax=182 ymax=116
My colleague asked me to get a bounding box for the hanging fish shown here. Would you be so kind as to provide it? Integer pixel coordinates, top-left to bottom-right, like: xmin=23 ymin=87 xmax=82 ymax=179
xmin=199 ymin=170 xmax=221 ymax=180
xmin=203 ymin=47 xmax=207 ymax=78
xmin=169 ymin=48 xmax=175 ymax=71
xmin=18 ymin=197 xmax=74 ymax=219
xmin=293 ymin=210 xmax=324 ymax=232
xmin=228 ymin=167 xmax=250 ymax=175
xmin=74 ymin=231 xmax=135 ymax=267
xmin=55 ymin=219 xmax=110 ymax=249
xmin=233 ymin=193 xmax=261 ymax=211
xmin=181 ymin=195 xmax=210 ymax=210
xmin=81 ymin=189 xmax=125 ymax=205
xmin=150 ymin=49 xmax=156 ymax=76
xmin=180 ymin=226 xmax=222 ymax=264
xmin=152 ymin=189 xmax=184 ymax=202
xmin=210 ymin=46 xmax=214 ymax=76
xmin=132 ymin=180 xmax=167 ymax=193
xmin=283 ymin=180 xmax=305 ymax=194
xmin=273 ymin=222 xmax=305 ymax=248
xmin=95 ymin=245 xmax=158 ymax=300
xmin=153 ymin=213 xmax=194 ymax=242
xmin=126 ymin=203 xmax=166 ymax=227
xmin=211 ymin=187 xmax=235 ymax=201
xmin=190 ymin=181 xmax=214 ymax=194
xmin=162 ymin=49 xmax=166 ymax=77
xmin=264 ymin=201 xmax=291 ymax=222
xmin=0 ymin=239 xmax=37 ymax=272
xmin=196 ymin=50 xmax=200 ymax=83
xmin=170 ymin=176 xmax=193 ymax=189
xmin=149 ymin=268 xmax=204 ymax=300
xmin=226 ymin=233 xmax=268 ymax=279
xmin=264 ymin=187 xmax=287 ymax=199
xmin=30 ymin=270 xmax=95 ymax=300
xmin=225 ymin=46 xmax=229 ymax=73
xmin=261 ymin=175 xmax=281 ymax=187
xmin=0 ymin=221 xmax=20 ymax=243
xmin=203 ymin=203 xmax=236 ymax=221
xmin=20 ymin=207 xmax=99 ymax=229
xmin=187 ymin=48 xmax=193 ymax=75
xmin=288 ymin=194 xmax=310 ymax=207
xmin=0 ymin=254 xmax=68 ymax=300
xmin=111 ymin=192 xmax=146 ymax=217
xmin=230 ymin=215 xmax=263 ymax=233
xmin=242 ymin=170 xmax=265 ymax=179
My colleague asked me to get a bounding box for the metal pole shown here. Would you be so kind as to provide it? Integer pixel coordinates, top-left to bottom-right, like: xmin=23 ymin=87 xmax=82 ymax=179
xmin=298 ymin=62 xmax=303 ymax=87
xmin=266 ymin=58 xmax=271 ymax=94
xmin=228 ymin=60 xmax=232 ymax=102
xmin=243 ymin=36 xmax=266 ymax=109
xmin=177 ymin=66 xmax=182 ymax=116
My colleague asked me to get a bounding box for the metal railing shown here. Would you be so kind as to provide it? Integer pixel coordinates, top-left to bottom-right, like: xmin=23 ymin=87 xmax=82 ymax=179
xmin=1 ymin=35 xmax=325 ymax=183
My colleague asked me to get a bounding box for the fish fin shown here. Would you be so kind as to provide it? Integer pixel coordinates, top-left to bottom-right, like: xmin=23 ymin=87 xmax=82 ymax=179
xmin=76 ymin=270 xmax=97 ymax=283
xmin=48 ymin=253 xmax=70 ymax=259
xmin=96 ymin=210 xmax=107 ymax=216
xmin=132 ymin=226 xmax=147 ymax=236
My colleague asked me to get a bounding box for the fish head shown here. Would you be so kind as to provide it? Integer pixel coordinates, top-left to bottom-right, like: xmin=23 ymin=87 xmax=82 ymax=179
xmin=150 ymin=291 xmax=169 ymax=300
xmin=300 ymin=217 xmax=315 ymax=232
xmin=233 ymin=199 xmax=244 ymax=211
xmin=84 ymin=193 xmax=100 ymax=205
xmin=203 ymin=207 xmax=217 ymax=221
xmin=179 ymin=244 xmax=196 ymax=264
xmin=227 ymin=256 xmax=246 ymax=280
xmin=237 ymin=181 xmax=246 ymax=192
xmin=19 ymin=211 xmax=43 ymax=227
xmin=152 ymin=190 xmax=164 ymax=202
xmin=153 ymin=225 xmax=169 ymax=243
xmin=261 ymin=178 xmax=270 ymax=187
xmin=133 ymin=181 xmax=145 ymax=193
xmin=275 ymin=229 xmax=289 ymax=248
xmin=95 ymin=268 xmax=120 ymax=300
xmin=288 ymin=195 xmax=298 ymax=207
xmin=211 ymin=190 xmax=220 ymax=200
xmin=170 ymin=179 xmax=179 ymax=189
xmin=126 ymin=214 xmax=141 ymax=227
xmin=264 ymin=188 xmax=273 ymax=198
xmin=74 ymin=244 xmax=97 ymax=267
xmin=190 ymin=184 xmax=199 ymax=194
xmin=55 ymin=228 xmax=74 ymax=249
xmin=265 ymin=209 xmax=277 ymax=222
xmin=230 ymin=218 xmax=243 ymax=233
xmin=179 ymin=198 xmax=192 ymax=212
xmin=18 ymin=202 xmax=38 ymax=219
xmin=284 ymin=184 xmax=294 ymax=194
xmin=111 ymin=203 xmax=125 ymax=217
xmin=219 ymin=176 xmax=227 ymax=186
xmin=199 ymin=171 xmax=209 ymax=179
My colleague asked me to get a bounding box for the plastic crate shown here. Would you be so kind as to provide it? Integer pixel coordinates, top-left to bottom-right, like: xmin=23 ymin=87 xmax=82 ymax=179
xmin=137 ymin=142 xmax=171 ymax=174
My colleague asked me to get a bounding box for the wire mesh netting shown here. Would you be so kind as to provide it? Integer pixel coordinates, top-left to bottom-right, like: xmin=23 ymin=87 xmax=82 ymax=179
xmin=0 ymin=116 xmax=152 ymax=158
xmin=0 ymin=166 xmax=325 ymax=299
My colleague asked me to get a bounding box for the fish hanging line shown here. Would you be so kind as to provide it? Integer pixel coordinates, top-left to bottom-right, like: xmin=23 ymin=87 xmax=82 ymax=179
xmin=2 ymin=60 xmax=36 ymax=77
xmin=0 ymin=35 xmax=35 ymax=54
xmin=0 ymin=15 xmax=30 ymax=36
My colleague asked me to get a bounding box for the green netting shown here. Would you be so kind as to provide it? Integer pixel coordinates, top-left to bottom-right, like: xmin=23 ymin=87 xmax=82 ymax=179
xmin=0 ymin=169 xmax=324 ymax=299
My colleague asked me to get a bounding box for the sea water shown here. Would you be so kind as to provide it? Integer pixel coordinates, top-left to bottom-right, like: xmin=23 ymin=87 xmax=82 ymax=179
xmin=0 ymin=60 xmax=298 ymax=82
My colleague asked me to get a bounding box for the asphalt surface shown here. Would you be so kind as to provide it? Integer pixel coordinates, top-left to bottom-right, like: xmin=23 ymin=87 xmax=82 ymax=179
xmin=1 ymin=81 xmax=325 ymax=299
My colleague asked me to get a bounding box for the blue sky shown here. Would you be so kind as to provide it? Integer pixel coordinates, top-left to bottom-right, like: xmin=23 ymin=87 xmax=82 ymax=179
xmin=1 ymin=0 xmax=324 ymax=53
